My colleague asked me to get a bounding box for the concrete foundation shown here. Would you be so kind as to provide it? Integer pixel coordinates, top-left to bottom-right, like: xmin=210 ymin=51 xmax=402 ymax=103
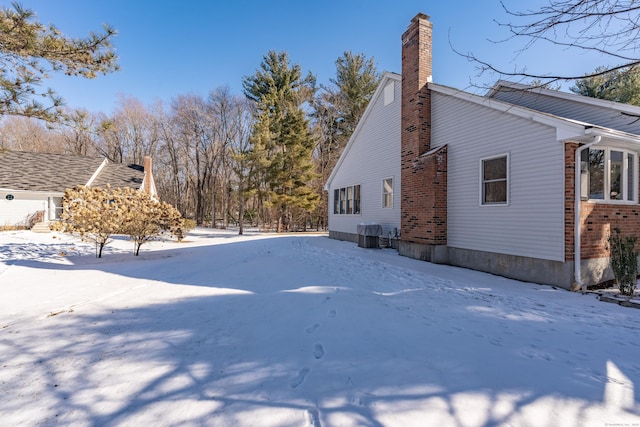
xmin=329 ymin=230 xmax=358 ymax=244
xmin=397 ymin=241 xmax=608 ymax=290
xmin=330 ymin=234 xmax=624 ymax=290
xmin=446 ymin=246 xmax=574 ymax=289
xmin=398 ymin=241 xmax=449 ymax=264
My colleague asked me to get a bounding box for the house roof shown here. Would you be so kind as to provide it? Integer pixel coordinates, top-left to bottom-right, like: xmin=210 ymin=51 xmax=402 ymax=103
xmin=487 ymin=80 xmax=640 ymax=118
xmin=430 ymin=82 xmax=640 ymax=146
xmin=0 ymin=150 xmax=146 ymax=193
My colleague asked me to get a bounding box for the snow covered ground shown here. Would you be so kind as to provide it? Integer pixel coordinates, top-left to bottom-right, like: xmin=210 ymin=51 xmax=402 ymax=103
xmin=1 ymin=228 xmax=639 ymax=427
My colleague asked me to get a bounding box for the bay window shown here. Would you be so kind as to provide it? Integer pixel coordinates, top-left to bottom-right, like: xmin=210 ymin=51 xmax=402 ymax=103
xmin=581 ymin=147 xmax=637 ymax=202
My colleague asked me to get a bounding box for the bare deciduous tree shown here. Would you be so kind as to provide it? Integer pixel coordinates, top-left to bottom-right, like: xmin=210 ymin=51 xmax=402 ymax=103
xmin=466 ymin=0 xmax=640 ymax=84
xmin=0 ymin=116 xmax=53 ymax=152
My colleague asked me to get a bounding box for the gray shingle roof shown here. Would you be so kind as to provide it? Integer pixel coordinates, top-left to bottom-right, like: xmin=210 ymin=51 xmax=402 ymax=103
xmin=0 ymin=150 xmax=145 ymax=193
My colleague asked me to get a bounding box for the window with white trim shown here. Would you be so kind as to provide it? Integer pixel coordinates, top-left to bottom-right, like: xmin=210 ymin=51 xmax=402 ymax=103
xmin=333 ymin=185 xmax=361 ymax=214
xmin=481 ymin=155 xmax=508 ymax=205
xmin=382 ymin=178 xmax=393 ymax=208
xmin=581 ymin=147 xmax=637 ymax=202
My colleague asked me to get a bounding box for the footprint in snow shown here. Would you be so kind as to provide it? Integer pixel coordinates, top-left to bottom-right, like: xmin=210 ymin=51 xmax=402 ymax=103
xmin=290 ymin=368 xmax=310 ymax=389
xmin=328 ymin=310 xmax=336 ymax=318
xmin=305 ymin=323 xmax=320 ymax=334
xmin=313 ymin=344 xmax=325 ymax=359
xmin=306 ymin=408 xmax=321 ymax=427
xmin=520 ymin=350 xmax=554 ymax=361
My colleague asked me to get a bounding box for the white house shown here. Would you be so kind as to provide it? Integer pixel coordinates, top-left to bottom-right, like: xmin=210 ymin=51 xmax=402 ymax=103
xmin=0 ymin=151 xmax=156 ymax=230
xmin=325 ymin=13 xmax=640 ymax=290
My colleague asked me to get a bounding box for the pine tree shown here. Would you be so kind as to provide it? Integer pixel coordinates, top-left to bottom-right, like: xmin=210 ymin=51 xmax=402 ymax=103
xmin=571 ymin=66 xmax=640 ymax=106
xmin=330 ymin=51 xmax=380 ymax=141
xmin=242 ymin=51 xmax=319 ymax=231
xmin=0 ymin=2 xmax=118 ymax=121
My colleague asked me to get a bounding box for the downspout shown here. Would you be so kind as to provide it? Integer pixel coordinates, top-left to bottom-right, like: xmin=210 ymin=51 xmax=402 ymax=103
xmin=574 ymin=135 xmax=601 ymax=292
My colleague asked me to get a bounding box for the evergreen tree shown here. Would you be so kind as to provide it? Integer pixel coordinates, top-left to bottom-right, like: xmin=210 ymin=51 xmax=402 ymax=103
xmin=330 ymin=51 xmax=380 ymax=141
xmin=570 ymin=66 xmax=640 ymax=106
xmin=242 ymin=51 xmax=318 ymax=231
xmin=0 ymin=2 xmax=118 ymax=121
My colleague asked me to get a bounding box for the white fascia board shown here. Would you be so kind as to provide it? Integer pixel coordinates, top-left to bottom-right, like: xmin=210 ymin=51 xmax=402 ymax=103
xmin=0 ymin=188 xmax=64 ymax=196
xmin=582 ymin=127 xmax=640 ymax=148
xmin=86 ymin=158 xmax=108 ymax=187
xmin=324 ymin=72 xmax=401 ymax=190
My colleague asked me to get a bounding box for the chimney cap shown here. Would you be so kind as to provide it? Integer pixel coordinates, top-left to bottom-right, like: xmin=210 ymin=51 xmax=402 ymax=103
xmin=411 ymin=13 xmax=430 ymax=23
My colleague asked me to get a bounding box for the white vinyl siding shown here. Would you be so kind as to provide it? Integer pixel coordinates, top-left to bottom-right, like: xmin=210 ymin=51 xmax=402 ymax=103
xmin=0 ymin=191 xmax=51 ymax=227
xmin=327 ymin=75 xmax=401 ymax=237
xmin=433 ymin=92 xmax=566 ymax=262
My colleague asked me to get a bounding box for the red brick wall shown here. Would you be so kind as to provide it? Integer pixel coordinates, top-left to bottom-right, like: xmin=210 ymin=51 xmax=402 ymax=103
xmin=401 ymin=146 xmax=448 ymax=244
xmin=565 ymin=143 xmax=640 ymax=261
xmin=400 ymin=14 xmax=447 ymax=245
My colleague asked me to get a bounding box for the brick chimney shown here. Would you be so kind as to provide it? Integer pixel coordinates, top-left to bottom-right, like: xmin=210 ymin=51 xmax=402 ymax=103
xmin=143 ymin=156 xmax=154 ymax=194
xmin=401 ymin=13 xmax=432 ymax=159
xmin=399 ymin=13 xmax=448 ymax=260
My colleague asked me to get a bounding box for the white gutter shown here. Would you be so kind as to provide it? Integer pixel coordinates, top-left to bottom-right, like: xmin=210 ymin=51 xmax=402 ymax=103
xmin=574 ymin=135 xmax=601 ymax=292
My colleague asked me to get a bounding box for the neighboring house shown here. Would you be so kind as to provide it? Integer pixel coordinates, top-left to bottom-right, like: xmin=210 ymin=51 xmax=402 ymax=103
xmin=326 ymin=12 xmax=640 ymax=290
xmin=0 ymin=151 xmax=156 ymax=230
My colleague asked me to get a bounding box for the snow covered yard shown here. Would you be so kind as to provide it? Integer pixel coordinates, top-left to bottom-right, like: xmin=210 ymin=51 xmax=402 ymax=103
xmin=0 ymin=228 xmax=639 ymax=427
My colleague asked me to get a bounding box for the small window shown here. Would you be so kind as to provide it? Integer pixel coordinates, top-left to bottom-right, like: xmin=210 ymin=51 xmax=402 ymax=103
xmin=384 ymin=81 xmax=395 ymax=106
xmin=382 ymin=178 xmax=393 ymax=208
xmin=481 ymin=155 xmax=508 ymax=205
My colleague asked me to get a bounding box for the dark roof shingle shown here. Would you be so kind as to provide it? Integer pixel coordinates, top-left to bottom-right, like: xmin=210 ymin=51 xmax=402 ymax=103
xmin=0 ymin=150 xmax=145 ymax=192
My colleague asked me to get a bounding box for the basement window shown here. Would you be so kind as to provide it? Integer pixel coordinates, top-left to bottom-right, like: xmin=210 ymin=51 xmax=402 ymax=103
xmin=481 ymin=154 xmax=508 ymax=205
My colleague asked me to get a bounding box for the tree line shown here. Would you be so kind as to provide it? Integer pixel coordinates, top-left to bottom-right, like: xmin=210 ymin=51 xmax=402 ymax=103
xmin=3 ymin=1 xmax=640 ymax=233
xmin=0 ymin=45 xmax=380 ymax=232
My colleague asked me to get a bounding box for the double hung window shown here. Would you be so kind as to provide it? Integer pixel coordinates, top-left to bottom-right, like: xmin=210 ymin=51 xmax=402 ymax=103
xmin=333 ymin=185 xmax=361 ymax=214
xmin=481 ymin=155 xmax=508 ymax=205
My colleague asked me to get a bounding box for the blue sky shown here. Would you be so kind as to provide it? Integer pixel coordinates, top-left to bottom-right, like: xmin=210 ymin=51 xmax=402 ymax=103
xmin=20 ymin=0 xmax=613 ymax=114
